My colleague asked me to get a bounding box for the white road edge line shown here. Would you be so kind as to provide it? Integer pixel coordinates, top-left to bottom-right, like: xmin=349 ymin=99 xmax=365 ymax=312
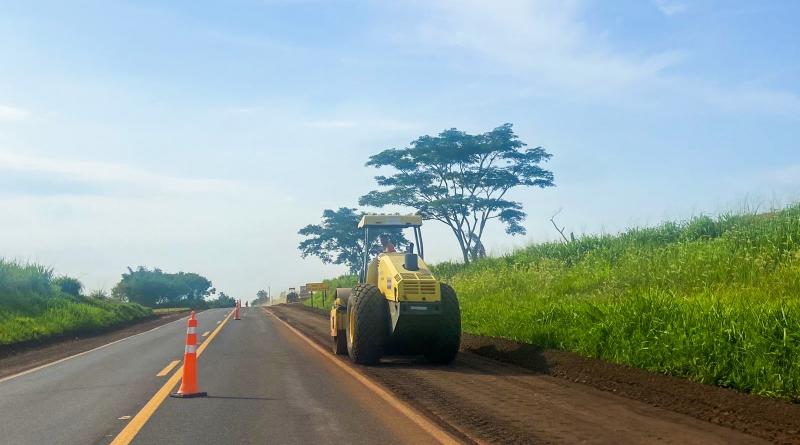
xmin=264 ymin=307 xmax=473 ymax=445
xmin=0 ymin=311 xmax=213 ymax=384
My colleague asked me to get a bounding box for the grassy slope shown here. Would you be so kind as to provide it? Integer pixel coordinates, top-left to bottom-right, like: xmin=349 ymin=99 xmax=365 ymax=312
xmin=304 ymin=275 xmax=358 ymax=309
xmin=0 ymin=260 xmax=152 ymax=346
xmin=432 ymin=204 xmax=800 ymax=400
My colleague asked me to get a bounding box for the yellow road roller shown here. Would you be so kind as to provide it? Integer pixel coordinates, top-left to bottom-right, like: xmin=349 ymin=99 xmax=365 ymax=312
xmin=329 ymin=214 xmax=461 ymax=365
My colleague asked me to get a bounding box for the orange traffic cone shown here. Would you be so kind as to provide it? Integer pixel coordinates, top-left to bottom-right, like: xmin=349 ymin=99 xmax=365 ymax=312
xmin=234 ymin=300 xmax=241 ymax=320
xmin=170 ymin=311 xmax=207 ymax=398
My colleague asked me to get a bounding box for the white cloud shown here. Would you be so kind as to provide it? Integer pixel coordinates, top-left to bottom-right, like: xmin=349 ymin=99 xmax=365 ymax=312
xmin=654 ymin=0 xmax=688 ymax=17
xmin=0 ymin=104 xmax=31 ymax=121
xmin=408 ymin=0 xmax=685 ymax=93
xmin=400 ymin=0 xmax=797 ymax=116
xmin=0 ymin=150 xmax=240 ymax=193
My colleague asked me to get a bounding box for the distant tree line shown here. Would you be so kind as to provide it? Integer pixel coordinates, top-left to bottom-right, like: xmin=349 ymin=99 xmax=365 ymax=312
xmin=2 ymin=260 xmax=232 ymax=310
xmin=253 ymin=289 xmax=269 ymax=305
xmin=111 ymin=266 xmax=232 ymax=308
xmin=208 ymin=291 xmax=236 ymax=308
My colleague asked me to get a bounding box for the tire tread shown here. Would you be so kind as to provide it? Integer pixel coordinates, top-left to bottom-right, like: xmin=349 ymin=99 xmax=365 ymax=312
xmin=424 ymin=283 xmax=461 ymax=364
xmin=347 ymin=284 xmax=388 ymax=365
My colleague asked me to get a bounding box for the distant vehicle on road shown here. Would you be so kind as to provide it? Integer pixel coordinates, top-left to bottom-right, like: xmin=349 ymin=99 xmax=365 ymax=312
xmin=286 ymin=288 xmax=300 ymax=304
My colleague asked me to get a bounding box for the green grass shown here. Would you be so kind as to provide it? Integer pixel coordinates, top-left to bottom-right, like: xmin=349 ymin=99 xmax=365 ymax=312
xmin=0 ymin=260 xmax=152 ymax=347
xmin=431 ymin=203 xmax=800 ymax=400
xmin=304 ymin=275 xmax=358 ymax=310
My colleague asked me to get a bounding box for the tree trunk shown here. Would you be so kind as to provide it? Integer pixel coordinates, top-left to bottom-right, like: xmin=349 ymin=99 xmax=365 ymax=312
xmin=469 ymin=237 xmax=486 ymax=261
xmin=446 ymin=223 xmax=472 ymax=265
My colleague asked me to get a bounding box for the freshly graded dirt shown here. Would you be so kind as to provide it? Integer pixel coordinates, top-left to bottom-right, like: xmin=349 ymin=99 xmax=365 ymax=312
xmin=270 ymin=304 xmax=800 ymax=444
xmin=0 ymin=311 xmax=189 ymax=380
xmin=460 ymin=334 xmax=800 ymax=444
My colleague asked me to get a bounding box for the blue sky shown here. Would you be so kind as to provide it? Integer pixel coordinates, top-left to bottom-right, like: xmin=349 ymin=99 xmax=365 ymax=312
xmin=1 ymin=0 xmax=798 ymax=299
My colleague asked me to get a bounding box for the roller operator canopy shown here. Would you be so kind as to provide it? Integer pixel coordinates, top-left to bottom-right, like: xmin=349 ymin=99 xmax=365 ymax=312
xmin=358 ymin=214 xmax=423 ymax=229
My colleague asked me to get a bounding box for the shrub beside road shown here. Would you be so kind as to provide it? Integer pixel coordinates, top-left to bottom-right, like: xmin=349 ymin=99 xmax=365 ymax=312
xmin=303 ymin=275 xmax=357 ymax=309
xmin=0 ymin=260 xmax=152 ymax=347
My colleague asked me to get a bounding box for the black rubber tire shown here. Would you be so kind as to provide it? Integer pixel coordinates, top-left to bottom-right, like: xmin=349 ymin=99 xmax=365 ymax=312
xmin=423 ymin=283 xmax=461 ymax=364
xmin=346 ymin=284 xmax=388 ymax=365
xmin=332 ymin=330 xmax=348 ymax=355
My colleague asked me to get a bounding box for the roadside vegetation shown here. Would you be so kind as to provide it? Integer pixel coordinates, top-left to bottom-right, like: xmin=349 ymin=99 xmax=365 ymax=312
xmin=207 ymin=291 xmax=237 ymax=308
xmin=109 ymin=266 xmax=235 ymax=309
xmin=433 ymin=203 xmax=800 ymax=400
xmin=112 ymin=267 xmax=215 ymax=308
xmin=299 ymin=208 xmax=409 ymax=275
xmin=304 ymin=275 xmax=358 ymax=310
xmin=0 ymin=260 xmax=152 ymax=347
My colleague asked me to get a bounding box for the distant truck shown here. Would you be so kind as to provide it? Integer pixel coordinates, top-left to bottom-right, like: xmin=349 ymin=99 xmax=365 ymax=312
xmin=286 ymin=287 xmax=300 ymax=304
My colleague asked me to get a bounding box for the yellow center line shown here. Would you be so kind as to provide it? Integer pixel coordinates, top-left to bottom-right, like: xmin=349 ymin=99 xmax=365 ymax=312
xmin=155 ymin=360 xmax=180 ymax=377
xmin=201 ymin=331 xmax=210 ymax=337
xmin=110 ymin=309 xmax=234 ymax=445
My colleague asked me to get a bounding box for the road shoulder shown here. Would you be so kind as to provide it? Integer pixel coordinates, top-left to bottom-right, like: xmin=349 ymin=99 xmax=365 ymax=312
xmin=0 ymin=311 xmax=190 ymax=381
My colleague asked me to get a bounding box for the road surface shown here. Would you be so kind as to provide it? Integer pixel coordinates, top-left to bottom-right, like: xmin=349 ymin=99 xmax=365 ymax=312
xmin=0 ymin=307 xmax=439 ymax=445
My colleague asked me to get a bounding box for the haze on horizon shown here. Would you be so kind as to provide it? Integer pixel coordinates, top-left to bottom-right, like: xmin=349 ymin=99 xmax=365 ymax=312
xmin=1 ymin=0 xmax=798 ymax=299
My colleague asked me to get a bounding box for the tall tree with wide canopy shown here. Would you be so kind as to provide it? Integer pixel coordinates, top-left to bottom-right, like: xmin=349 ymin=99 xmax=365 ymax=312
xmin=360 ymin=123 xmax=554 ymax=263
xmin=298 ymin=207 xmax=408 ymax=274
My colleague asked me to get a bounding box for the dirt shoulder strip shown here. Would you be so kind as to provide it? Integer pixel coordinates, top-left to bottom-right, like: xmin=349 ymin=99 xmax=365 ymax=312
xmin=460 ymin=334 xmax=800 ymax=444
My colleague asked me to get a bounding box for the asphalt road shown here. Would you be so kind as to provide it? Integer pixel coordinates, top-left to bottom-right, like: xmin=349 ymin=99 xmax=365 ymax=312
xmin=0 ymin=307 xmax=437 ymax=445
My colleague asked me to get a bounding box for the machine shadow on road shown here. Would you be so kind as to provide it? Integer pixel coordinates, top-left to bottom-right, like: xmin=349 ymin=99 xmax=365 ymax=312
xmin=204 ymin=395 xmax=278 ymax=401
xmin=458 ymin=341 xmax=552 ymax=374
xmin=269 ymin=305 xmax=552 ymax=377
xmin=373 ymin=347 xmax=550 ymax=377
